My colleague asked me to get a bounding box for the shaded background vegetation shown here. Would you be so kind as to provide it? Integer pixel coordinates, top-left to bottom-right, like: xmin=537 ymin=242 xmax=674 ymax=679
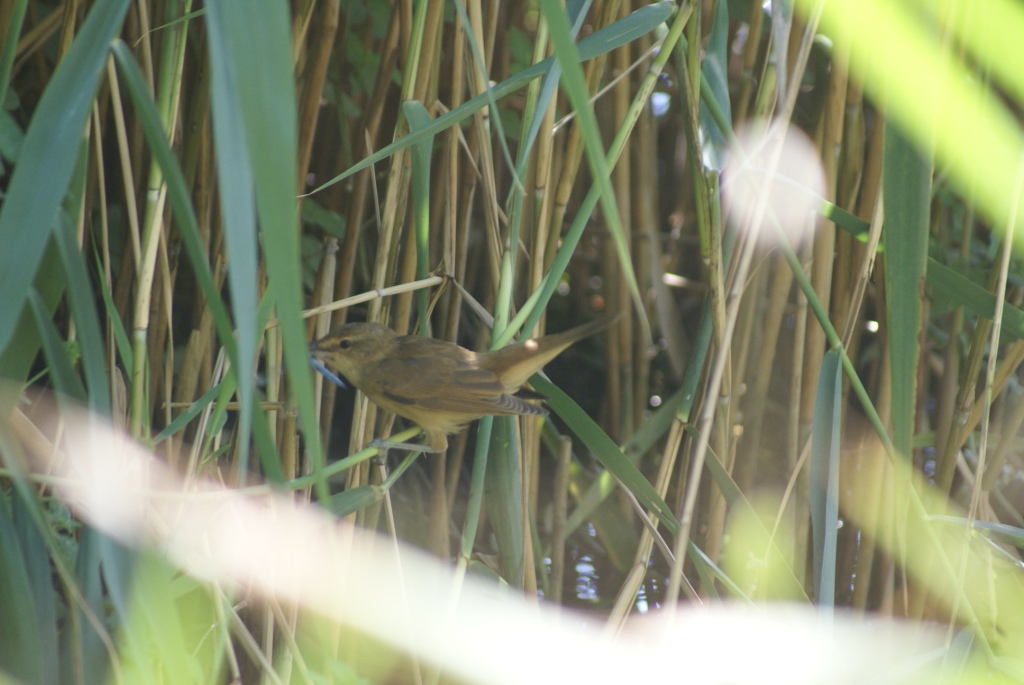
xmin=3 ymin=0 xmax=1024 ymax=682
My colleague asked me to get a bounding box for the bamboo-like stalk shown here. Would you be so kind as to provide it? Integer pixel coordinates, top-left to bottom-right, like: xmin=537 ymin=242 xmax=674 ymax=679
xmin=296 ymin=0 xmax=340 ymax=193
xmin=609 ymin=1 xmax=634 ymax=444
xmin=464 ymin=0 xmax=504 ymax=300
xmin=631 ymin=46 xmax=656 ymax=438
xmin=788 ymin=236 xmax=812 ymax=585
xmin=128 ymin=2 xmax=191 ymax=439
xmin=735 ymin=0 xmax=766 ymax=123
xmin=311 ymin=239 xmax=339 ymax=471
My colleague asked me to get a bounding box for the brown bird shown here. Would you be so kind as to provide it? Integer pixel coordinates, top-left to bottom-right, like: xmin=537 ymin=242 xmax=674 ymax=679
xmin=309 ymin=317 xmax=611 ymax=452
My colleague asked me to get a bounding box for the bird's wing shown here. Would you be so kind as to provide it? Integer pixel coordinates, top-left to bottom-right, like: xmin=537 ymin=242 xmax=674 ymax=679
xmin=364 ymin=339 xmax=539 ymax=416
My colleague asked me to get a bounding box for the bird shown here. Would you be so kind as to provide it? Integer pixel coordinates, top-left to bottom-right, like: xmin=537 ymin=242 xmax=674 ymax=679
xmin=309 ymin=317 xmax=612 ymax=453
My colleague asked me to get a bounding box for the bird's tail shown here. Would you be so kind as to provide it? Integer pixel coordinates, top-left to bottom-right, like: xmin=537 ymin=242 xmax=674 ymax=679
xmin=483 ymin=315 xmax=617 ymax=391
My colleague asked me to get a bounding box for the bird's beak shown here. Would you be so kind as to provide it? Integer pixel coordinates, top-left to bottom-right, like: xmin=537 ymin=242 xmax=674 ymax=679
xmin=309 ymin=343 xmax=347 ymax=389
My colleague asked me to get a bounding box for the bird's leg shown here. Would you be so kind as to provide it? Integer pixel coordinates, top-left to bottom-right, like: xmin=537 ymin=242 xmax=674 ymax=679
xmin=368 ymin=438 xmax=445 ymax=454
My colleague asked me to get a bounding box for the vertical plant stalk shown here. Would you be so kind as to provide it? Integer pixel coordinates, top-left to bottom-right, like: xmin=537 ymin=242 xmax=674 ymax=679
xmin=295 ymin=0 xmax=340 ymax=192
xmin=440 ymin=9 xmax=469 ymax=345
xmin=104 ymin=57 xmax=143 ymax=271
xmin=430 ymin=13 xmax=466 ymax=557
xmin=89 ymin=102 xmax=119 ymax=401
xmin=128 ymin=3 xmax=191 ymax=438
xmin=309 ymin=239 xmax=339 ymax=476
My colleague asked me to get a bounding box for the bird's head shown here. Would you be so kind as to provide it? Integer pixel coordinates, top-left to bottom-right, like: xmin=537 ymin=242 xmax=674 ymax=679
xmin=309 ymin=322 xmax=396 ymax=385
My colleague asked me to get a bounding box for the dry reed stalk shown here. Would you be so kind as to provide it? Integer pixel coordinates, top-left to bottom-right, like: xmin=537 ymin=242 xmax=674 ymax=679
xmin=296 ymin=1 xmax=340 ymax=192
xmin=311 ymin=239 xmax=339 ymax=472
xmin=785 ymin=234 xmax=813 ymax=586
xmin=607 ymin=2 xmax=633 ymax=444
xmin=632 ymin=48 xmax=656 ymax=438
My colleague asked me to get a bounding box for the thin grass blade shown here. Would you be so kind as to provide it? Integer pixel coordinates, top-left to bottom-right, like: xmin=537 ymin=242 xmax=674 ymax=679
xmin=0 ymin=494 xmax=42 ymax=683
xmin=809 ymin=348 xmax=843 ymax=610
xmin=54 ymin=216 xmax=110 ymax=415
xmin=485 ymin=417 xmax=525 ymax=587
xmin=883 ymin=125 xmax=932 ymax=458
xmin=403 ymin=100 xmax=434 ymax=329
xmin=699 ymin=0 xmax=731 ymax=170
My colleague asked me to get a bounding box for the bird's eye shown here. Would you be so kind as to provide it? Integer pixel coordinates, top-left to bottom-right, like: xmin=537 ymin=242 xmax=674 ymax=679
xmin=339 ymin=339 xmax=353 ymax=350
